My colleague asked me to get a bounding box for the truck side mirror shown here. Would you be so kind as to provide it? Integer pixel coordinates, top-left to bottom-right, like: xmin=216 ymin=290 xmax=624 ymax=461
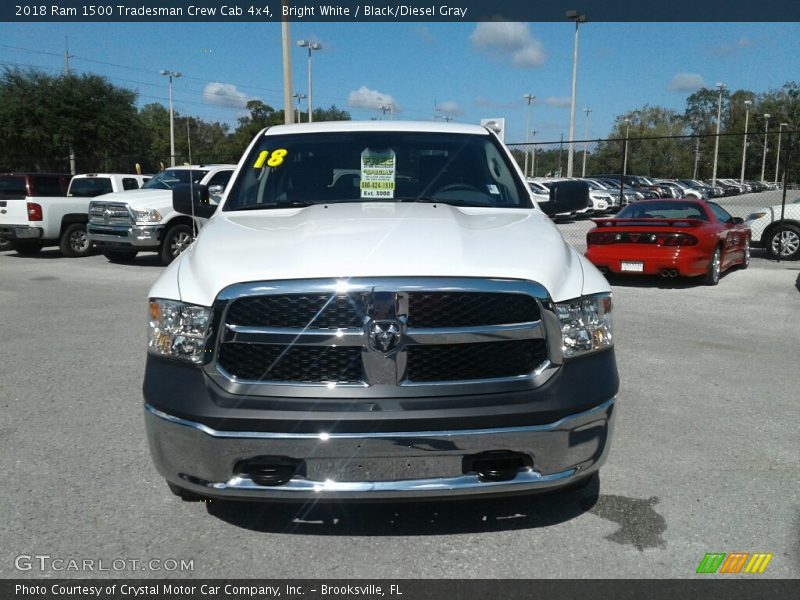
xmin=539 ymin=180 xmax=591 ymax=216
xmin=173 ymin=184 xmax=217 ymax=219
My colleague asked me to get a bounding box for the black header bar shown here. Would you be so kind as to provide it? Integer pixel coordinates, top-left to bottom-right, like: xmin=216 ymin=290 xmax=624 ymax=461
xmin=3 ymin=1 xmax=800 ymax=22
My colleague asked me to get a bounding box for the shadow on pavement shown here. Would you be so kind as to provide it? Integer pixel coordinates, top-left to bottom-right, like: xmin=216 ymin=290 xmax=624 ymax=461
xmin=205 ymin=478 xmax=601 ymax=536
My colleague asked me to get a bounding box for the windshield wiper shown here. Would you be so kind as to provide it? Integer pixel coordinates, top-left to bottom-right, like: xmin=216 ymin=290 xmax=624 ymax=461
xmin=395 ymin=196 xmax=438 ymax=203
xmin=230 ymin=201 xmax=315 ymax=211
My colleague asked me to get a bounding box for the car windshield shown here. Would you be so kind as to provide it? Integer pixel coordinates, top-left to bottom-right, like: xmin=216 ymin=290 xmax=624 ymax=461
xmin=223 ymin=131 xmax=530 ymax=211
xmin=142 ymin=169 xmax=209 ymax=190
xmin=617 ymin=201 xmax=708 ymax=220
xmin=68 ymin=177 xmax=113 ymax=197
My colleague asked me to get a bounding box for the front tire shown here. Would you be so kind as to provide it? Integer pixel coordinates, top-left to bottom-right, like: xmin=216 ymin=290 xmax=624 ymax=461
xmin=160 ymin=223 xmax=194 ymax=266
xmin=59 ymin=223 xmax=92 ymax=257
xmin=102 ymin=249 xmax=138 ymax=263
xmin=0 ymin=237 xmax=11 ymax=251
xmin=704 ymin=247 xmax=721 ymax=286
xmin=765 ymin=223 xmax=800 ymax=260
xmin=11 ymin=240 xmax=42 ymax=256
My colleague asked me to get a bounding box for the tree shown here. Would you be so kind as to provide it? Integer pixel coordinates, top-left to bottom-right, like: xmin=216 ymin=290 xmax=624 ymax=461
xmin=0 ymin=68 xmax=149 ymax=173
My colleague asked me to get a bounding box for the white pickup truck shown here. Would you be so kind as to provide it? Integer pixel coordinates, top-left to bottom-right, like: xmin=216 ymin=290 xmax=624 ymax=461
xmin=0 ymin=173 xmax=148 ymax=257
xmin=87 ymin=164 xmax=235 ymax=265
xmin=142 ymin=121 xmax=618 ymax=503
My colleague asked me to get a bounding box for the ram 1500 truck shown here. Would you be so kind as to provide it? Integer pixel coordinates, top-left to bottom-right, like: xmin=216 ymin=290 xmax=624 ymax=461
xmin=87 ymin=164 xmax=235 ymax=265
xmin=144 ymin=121 xmax=617 ymax=501
xmin=0 ymin=173 xmax=147 ymax=257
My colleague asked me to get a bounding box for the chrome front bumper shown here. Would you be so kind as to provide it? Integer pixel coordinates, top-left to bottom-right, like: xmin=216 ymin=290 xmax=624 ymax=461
xmin=87 ymin=223 xmax=162 ymax=248
xmin=144 ymin=398 xmax=615 ymax=500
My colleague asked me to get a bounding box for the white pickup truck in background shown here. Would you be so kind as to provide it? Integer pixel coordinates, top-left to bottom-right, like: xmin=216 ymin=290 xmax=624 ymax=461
xmin=87 ymin=164 xmax=235 ymax=265
xmin=0 ymin=173 xmax=148 ymax=257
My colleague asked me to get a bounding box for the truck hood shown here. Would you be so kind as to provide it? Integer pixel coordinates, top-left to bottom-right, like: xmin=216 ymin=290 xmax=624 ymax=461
xmin=90 ymin=188 xmax=167 ymax=209
xmin=165 ymin=203 xmax=591 ymax=306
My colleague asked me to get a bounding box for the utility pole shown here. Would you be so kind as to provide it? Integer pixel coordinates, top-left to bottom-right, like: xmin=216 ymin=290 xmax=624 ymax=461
xmin=622 ymin=118 xmax=631 ymax=175
xmin=565 ymin=10 xmax=587 ymax=178
xmin=760 ymin=114 xmax=771 ymax=182
xmin=740 ymin=99 xmax=752 ymax=183
xmin=281 ymin=0 xmax=294 ymax=124
xmin=693 ymin=136 xmax=701 ymax=179
xmin=582 ymin=107 xmax=592 ymax=177
xmin=530 ymin=130 xmax=539 ymax=177
xmin=64 ymin=37 xmax=76 ymax=175
xmin=523 ymin=94 xmax=535 ymax=177
xmin=711 ymin=82 xmax=726 ymax=185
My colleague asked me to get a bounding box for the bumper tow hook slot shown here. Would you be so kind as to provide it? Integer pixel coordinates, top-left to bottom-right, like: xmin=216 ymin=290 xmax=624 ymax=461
xmin=465 ymin=451 xmax=532 ymax=483
xmin=236 ymin=457 xmax=303 ymax=487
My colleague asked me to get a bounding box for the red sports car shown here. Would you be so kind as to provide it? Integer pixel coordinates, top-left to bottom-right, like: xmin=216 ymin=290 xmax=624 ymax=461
xmin=585 ymin=199 xmax=750 ymax=285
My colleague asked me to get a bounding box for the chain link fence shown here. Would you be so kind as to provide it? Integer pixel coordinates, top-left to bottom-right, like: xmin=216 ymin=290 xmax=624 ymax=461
xmin=508 ymin=130 xmax=799 ymax=250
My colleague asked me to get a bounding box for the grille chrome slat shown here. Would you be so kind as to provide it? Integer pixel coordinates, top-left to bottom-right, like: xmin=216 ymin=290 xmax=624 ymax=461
xmin=404 ymin=322 xmax=543 ymax=345
xmin=223 ymin=325 xmax=365 ymax=347
xmin=205 ymin=278 xmax=561 ymax=398
xmin=88 ymin=202 xmax=134 ymax=226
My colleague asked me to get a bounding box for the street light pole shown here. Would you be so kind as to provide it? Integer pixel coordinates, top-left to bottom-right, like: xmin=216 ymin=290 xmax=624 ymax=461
xmin=565 ymin=10 xmax=586 ymax=178
xmin=297 ymin=40 xmax=321 ymax=122
xmin=760 ymin=114 xmax=771 ymax=182
xmin=711 ymin=82 xmax=726 ymax=186
xmin=740 ymin=99 xmax=752 ymax=183
xmin=293 ymin=92 xmax=307 ymax=123
xmin=774 ymin=122 xmax=789 ymax=184
xmin=523 ymin=93 xmax=535 ymax=177
xmin=159 ymin=70 xmax=182 ymax=167
xmin=582 ymin=107 xmax=592 ymax=177
xmin=622 ymin=118 xmax=631 ymax=175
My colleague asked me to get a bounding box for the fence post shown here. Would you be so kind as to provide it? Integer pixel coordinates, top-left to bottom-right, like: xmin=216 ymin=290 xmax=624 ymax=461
xmin=619 ymin=138 xmax=627 ymax=205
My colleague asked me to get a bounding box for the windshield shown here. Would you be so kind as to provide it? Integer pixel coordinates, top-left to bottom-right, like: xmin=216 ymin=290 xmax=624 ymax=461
xmin=68 ymin=177 xmax=113 ymax=197
xmin=142 ymin=169 xmax=209 ymax=190
xmin=224 ymin=131 xmax=530 ymax=211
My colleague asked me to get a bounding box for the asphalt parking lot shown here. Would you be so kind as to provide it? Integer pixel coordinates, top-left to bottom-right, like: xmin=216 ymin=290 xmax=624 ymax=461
xmin=0 ymin=227 xmax=798 ymax=578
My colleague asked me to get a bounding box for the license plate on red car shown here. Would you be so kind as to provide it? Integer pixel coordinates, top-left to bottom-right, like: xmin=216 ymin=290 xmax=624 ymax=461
xmin=620 ymin=261 xmax=644 ymax=272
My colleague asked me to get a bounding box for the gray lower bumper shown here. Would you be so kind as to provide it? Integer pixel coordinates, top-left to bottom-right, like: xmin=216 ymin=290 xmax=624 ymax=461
xmin=0 ymin=225 xmax=43 ymax=239
xmin=87 ymin=223 xmax=162 ymax=248
xmin=144 ymin=398 xmax=615 ymax=500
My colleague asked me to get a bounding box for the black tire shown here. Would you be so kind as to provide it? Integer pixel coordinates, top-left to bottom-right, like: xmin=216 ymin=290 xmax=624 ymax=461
xmin=102 ymin=249 xmax=138 ymax=263
xmin=59 ymin=223 xmax=92 ymax=257
xmin=10 ymin=240 xmax=42 ymax=256
xmin=160 ymin=223 xmax=194 ymax=266
xmin=0 ymin=237 xmax=11 ymax=252
xmin=765 ymin=223 xmax=800 ymax=260
xmin=704 ymin=247 xmax=721 ymax=286
xmin=167 ymin=481 xmax=208 ymax=502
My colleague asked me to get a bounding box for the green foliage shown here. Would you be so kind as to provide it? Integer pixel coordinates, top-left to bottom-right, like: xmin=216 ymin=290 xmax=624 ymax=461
xmin=0 ymin=68 xmax=148 ymax=172
xmin=0 ymin=68 xmax=351 ymax=175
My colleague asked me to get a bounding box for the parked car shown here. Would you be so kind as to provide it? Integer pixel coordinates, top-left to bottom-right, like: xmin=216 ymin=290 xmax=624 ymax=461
xmin=87 ymin=164 xmax=235 ymax=265
xmin=143 ymin=120 xmax=617 ymax=502
xmin=585 ymin=198 xmax=750 ymax=285
xmin=0 ymin=173 xmax=149 ymax=257
xmin=595 ymin=174 xmax=670 ymax=198
xmin=0 ymin=172 xmax=70 ymax=251
xmin=594 ymin=177 xmax=659 ymax=199
xmin=655 ymin=179 xmax=705 ymax=199
xmin=746 ymin=198 xmax=800 ymax=260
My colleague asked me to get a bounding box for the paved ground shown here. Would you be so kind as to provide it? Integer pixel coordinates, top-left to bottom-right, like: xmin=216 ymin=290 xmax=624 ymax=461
xmin=0 ymin=233 xmax=798 ymax=579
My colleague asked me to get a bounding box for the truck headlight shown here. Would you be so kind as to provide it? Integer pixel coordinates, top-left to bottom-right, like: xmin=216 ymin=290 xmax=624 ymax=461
xmin=555 ymin=293 xmax=613 ymax=358
xmin=746 ymin=211 xmax=766 ymax=221
xmin=148 ymin=299 xmax=211 ymax=364
xmin=134 ymin=209 xmax=162 ymax=223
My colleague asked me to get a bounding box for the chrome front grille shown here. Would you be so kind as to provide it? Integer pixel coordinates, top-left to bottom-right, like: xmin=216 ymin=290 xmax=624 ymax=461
xmin=88 ymin=202 xmax=134 ymax=226
xmin=206 ymin=278 xmax=561 ymax=398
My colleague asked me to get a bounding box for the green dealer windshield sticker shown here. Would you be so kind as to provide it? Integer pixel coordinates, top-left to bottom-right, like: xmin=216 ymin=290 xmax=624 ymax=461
xmin=360 ymin=148 xmax=396 ymax=199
